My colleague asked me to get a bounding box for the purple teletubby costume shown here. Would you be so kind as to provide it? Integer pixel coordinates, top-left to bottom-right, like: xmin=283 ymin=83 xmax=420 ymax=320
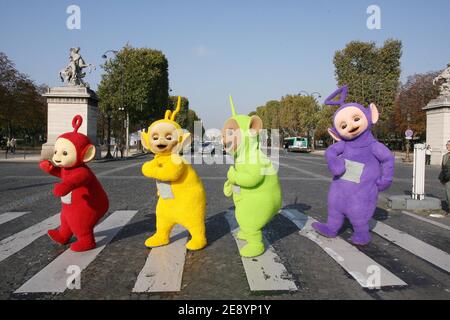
xmin=312 ymin=86 xmax=394 ymax=245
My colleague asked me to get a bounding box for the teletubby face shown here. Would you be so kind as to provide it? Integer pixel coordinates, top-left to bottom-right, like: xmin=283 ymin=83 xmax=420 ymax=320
xmin=222 ymin=119 xmax=242 ymax=153
xmin=333 ymin=106 xmax=369 ymax=140
xmin=53 ymin=138 xmax=77 ymax=167
xmin=148 ymin=122 xmax=181 ymax=154
xmin=329 ymin=103 xmax=379 ymax=141
xmin=52 ymin=137 xmax=96 ymax=167
xmin=222 ymin=115 xmax=262 ymax=154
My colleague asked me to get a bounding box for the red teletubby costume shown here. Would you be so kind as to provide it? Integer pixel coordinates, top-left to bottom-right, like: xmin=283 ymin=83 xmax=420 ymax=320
xmin=39 ymin=115 xmax=109 ymax=252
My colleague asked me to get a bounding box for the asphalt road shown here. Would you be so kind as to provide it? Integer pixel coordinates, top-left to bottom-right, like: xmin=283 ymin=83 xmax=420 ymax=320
xmin=0 ymin=152 xmax=449 ymax=300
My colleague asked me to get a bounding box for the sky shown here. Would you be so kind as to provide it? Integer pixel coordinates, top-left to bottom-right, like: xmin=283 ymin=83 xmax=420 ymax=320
xmin=0 ymin=0 xmax=449 ymax=129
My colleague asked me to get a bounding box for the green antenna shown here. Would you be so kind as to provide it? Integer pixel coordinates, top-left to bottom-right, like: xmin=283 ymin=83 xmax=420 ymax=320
xmin=229 ymin=95 xmax=237 ymax=117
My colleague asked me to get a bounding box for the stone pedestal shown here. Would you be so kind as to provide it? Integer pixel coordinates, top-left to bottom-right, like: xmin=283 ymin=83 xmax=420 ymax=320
xmin=41 ymin=86 xmax=101 ymax=160
xmin=423 ymin=96 xmax=450 ymax=165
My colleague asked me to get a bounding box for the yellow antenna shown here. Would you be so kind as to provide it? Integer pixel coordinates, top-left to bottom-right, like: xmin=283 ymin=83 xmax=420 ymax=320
xmin=229 ymin=95 xmax=237 ymax=116
xmin=170 ymin=96 xmax=182 ymax=121
xmin=164 ymin=110 xmax=172 ymax=119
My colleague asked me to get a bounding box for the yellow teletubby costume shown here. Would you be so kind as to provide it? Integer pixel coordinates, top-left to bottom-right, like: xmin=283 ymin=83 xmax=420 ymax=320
xmin=141 ymin=97 xmax=207 ymax=250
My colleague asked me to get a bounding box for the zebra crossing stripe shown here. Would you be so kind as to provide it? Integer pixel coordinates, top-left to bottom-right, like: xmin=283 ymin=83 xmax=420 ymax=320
xmin=0 ymin=212 xmax=31 ymax=226
xmin=14 ymin=210 xmax=138 ymax=293
xmin=281 ymin=209 xmax=407 ymax=288
xmin=0 ymin=214 xmax=60 ymax=263
xmin=370 ymin=219 xmax=450 ymax=273
xmin=225 ymin=211 xmax=298 ymax=292
xmin=401 ymin=211 xmax=450 ymax=232
xmin=132 ymin=225 xmax=187 ymax=293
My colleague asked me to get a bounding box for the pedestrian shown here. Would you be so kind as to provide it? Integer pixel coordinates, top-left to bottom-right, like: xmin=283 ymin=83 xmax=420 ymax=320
xmin=10 ymin=137 xmax=16 ymax=154
xmin=119 ymin=142 xmax=124 ymax=158
xmin=425 ymin=144 xmax=432 ymax=165
xmin=5 ymin=138 xmax=11 ymax=155
xmin=113 ymin=142 xmax=119 ymax=158
xmin=438 ymin=140 xmax=450 ymax=213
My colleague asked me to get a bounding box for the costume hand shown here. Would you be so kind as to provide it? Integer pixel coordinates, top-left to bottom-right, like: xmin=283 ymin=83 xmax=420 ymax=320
xmin=39 ymin=160 xmax=53 ymax=173
xmin=376 ymin=178 xmax=392 ymax=192
xmin=227 ymin=167 xmax=237 ymax=184
xmin=53 ymin=183 xmax=72 ymax=197
xmin=331 ymin=158 xmax=346 ymax=177
xmin=223 ymin=180 xmax=233 ymax=197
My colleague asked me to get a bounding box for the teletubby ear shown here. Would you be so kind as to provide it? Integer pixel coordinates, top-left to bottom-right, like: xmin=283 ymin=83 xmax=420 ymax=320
xmin=249 ymin=115 xmax=263 ymax=136
xmin=140 ymin=131 xmax=150 ymax=151
xmin=370 ymin=103 xmax=379 ymax=124
xmin=328 ymin=128 xmax=341 ymax=142
xmin=82 ymin=144 xmax=96 ymax=163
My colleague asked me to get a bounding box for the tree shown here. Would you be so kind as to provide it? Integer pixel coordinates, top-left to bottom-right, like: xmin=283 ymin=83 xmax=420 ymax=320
xmin=0 ymin=52 xmax=47 ymax=145
xmin=333 ymin=39 xmax=402 ymax=132
xmin=97 ymin=44 xmax=169 ymax=142
xmin=393 ymin=71 xmax=440 ymax=140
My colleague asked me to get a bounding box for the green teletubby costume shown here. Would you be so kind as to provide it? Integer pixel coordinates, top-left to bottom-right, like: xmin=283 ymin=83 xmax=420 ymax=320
xmin=223 ymin=96 xmax=282 ymax=257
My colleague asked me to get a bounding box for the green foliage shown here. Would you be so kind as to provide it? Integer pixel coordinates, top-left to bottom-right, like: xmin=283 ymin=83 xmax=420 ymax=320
xmin=0 ymin=52 xmax=47 ymax=145
xmin=333 ymin=39 xmax=402 ymax=122
xmin=97 ymin=44 xmax=169 ymax=133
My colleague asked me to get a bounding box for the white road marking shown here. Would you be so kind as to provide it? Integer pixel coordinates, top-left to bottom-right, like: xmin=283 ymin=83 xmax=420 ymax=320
xmin=401 ymin=211 xmax=450 ymax=231
xmin=370 ymin=219 xmax=450 ymax=273
xmin=0 ymin=212 xmax=30 ymax=226
xmin=0 ymin=214 xmax=60 ymax=263
xmin=132 ymin=225 xmax=188 ymax=293
xmin=282 ymin=209 xmax=407 ymax=288
xmin=15 ymin=210 xmax=138 ymax=293
xmin=225 ymin=211 xmax=297 ymax=292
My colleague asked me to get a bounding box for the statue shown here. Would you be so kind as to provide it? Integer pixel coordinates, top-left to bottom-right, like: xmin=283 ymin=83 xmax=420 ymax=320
xmin=433 ymin=62 xmax=450 ymax=97
xmin=59 ymin=47 xmax=95 ymax=87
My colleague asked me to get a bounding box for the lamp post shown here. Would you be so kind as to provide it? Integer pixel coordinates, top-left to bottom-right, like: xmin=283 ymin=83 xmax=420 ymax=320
xmin=298 ymin=90 xmax=322 ymax=151
xmin=101 ymin=50 xmax=129 ymax=157
xmin=104 ymin=105 xmax=113 ymax=159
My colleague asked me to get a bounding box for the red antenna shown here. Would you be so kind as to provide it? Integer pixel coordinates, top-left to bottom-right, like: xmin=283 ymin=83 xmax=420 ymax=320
xmin=72 ymin=115 xmax=83 ymax=133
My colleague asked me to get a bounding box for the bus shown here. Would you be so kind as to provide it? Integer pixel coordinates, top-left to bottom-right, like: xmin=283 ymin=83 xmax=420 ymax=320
xmin=283 ymin=136 xmax=310 ymax=152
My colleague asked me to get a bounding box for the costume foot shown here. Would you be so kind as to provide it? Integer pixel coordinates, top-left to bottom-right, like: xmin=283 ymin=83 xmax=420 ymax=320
xmin=70 ymin=239 xmax=96 ymax=252
xmin=350 ymin=232 xmax=372 ymax=246
xmin=236 ymin=230 xmax=247 ymax=241
xmin=144 ymin=235 xmax=170 ymax=248
xmin=311 ymin=222 xmax=337 ymax=238
xmin=186 ymin=237 xmax=207 ymax=251
xmin=47 ymin=229 xmax=71 ymax=245
xmin=239 ymin=242 xmax=265 ymax=258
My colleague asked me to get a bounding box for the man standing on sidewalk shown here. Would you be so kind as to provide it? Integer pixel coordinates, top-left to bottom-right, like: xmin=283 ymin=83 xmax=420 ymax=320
xmin=425 ymin=145 xmax=432 ymax=165
xmin=439 ymin=140 xmax=450 ymax=213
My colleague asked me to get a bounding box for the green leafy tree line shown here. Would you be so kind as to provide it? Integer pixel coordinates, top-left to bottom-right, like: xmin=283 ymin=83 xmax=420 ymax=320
xmin=0 ymin=52 xmax=47 ymax=147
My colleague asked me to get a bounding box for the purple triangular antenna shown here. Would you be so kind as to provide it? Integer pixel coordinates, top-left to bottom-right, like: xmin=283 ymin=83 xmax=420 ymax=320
xmin=324 ymin=85 xmax=348 ymax=106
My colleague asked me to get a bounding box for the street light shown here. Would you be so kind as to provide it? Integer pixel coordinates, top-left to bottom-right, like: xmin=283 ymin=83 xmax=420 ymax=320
xmin=101 ymin=50 xmax=129 ymax=157
xmin=104 ymin=105 xmax=113 ymax=159
xmin=298 ymin=90 xmax=322 ymax=152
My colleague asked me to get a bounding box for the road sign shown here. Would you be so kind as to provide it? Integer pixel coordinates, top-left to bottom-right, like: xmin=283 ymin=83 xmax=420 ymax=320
xmin=405 ymin=129 xmax=413 ymax=139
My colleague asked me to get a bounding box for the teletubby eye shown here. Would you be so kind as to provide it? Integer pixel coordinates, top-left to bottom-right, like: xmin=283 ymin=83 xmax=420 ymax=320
xmin=341 ymin=124 xmax=347 ymax=130
xmin=63 ymin=151 xmax=68 ymax=156
xmin=54 ymin=150 xmax=57 ymax=154
xmin=354 ymin=117 xmax=360 ymax=122
xmin=152 ymin=135 xmax=159 ymax=141
xmin=166 ymin=135 xmax=172 ymax=140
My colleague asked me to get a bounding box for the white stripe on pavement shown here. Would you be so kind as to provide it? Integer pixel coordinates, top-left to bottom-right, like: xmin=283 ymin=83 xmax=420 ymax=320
xmin=0 ymin=212 xmax=30 ymax=226
xmin=225 ymin=211 xmax=297 ymax=292
xmin=370 ymin=219 xmax=450 ymax=273
xmin=15 ymin=210 xmax=138 ymax=293
xmin=0 ymin=214 xmax=60 ymax=263
xmin=132 ymin=225 xmax=187 ymax=293
xmin=401 ymin=211 xmax=450 ymax=231
xmin=282 ymin=209 xmax=407 ymax=288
